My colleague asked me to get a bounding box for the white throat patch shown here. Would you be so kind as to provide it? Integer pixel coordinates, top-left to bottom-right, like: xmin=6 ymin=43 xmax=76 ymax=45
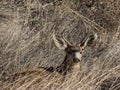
xmin=75 ymin=52 xmax=82 ymax=60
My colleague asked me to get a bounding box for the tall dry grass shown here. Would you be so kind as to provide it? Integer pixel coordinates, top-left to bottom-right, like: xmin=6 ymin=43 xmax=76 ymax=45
xmin=0 ymin=0 xmax=120 ymax=90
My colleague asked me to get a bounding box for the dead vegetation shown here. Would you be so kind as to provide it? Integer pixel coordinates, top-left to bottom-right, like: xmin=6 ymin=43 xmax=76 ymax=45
xmin=0 ymin=0 xmax=120 ymax=90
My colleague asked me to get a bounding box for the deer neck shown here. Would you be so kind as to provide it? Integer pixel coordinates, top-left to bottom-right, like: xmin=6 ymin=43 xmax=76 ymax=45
xmin=71 ymin=62 xmax=80 ymax=73
xmin=56 ymin=54 xmax=72 ymax=75
xmin=56 ymin=54 xmax=80 ymax=75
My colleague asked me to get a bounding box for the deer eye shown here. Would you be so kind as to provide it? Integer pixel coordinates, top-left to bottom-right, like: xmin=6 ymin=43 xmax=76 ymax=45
xmin=67 ymin=50 xmax=73 ymax=54
xmin=82 ymin=48 xmax=84 ymax=51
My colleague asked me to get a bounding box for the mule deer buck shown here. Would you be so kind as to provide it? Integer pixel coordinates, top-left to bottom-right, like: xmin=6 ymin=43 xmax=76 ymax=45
xmin=3 ymin=33 xmax=98 ymax=89
xmin=51 ymin=33 xmax=98 ymax=75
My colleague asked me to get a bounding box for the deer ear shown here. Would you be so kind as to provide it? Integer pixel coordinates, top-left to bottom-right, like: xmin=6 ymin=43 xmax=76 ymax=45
xmin=80 ymin=34 xmax=98 ymax=49
xmin=52 ymin=34 xmax=68 ymax=50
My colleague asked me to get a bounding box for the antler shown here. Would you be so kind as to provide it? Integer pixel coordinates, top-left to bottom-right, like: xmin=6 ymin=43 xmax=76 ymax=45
xmin=61 ymin=31 xmax=71 ymax=46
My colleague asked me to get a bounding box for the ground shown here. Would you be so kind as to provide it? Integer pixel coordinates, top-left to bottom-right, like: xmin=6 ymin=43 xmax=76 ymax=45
xmin=0 ymin=0 xmax=120 ymax=90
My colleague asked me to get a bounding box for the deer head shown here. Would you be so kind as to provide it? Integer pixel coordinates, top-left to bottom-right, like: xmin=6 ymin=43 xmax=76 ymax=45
xmin=52 ymin=33 xmax=97 ymax=75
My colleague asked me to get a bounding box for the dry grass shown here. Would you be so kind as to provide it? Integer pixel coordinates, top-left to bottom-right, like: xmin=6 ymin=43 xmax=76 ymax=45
xmin=0 ymin=0 xmax=120 ymax=90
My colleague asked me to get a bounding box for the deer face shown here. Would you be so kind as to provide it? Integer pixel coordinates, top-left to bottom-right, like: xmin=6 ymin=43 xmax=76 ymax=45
xmin=53 ymin=33 xmax=97 ymax=63
xmin=65 ymin=45 xmax=83 ymax=63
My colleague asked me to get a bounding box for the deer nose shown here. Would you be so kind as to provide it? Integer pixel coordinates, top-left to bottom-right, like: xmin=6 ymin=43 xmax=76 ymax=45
xmin=73 ymin=58 xmax=80 ymax=63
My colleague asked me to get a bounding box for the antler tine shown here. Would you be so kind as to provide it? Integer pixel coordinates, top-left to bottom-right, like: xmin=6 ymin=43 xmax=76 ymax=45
xmin=80 ymin=32 xmax=88 ymax=46
xmin=52 ymin=31 xmax=56 ymax=41
xmin=79 ymin=30 xmax=91 ymax=47
xmin=62 ymin=31 xmax=71 ymax=46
